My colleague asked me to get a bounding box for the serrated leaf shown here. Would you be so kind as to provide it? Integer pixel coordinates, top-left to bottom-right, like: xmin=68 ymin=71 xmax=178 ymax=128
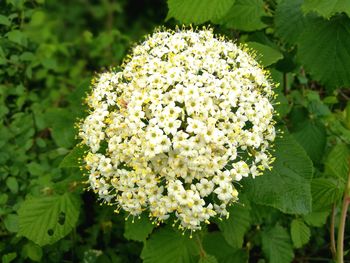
xmin=246 ymin=42 xmax=283 ymax=67
xmin=124 ymin=214 xmax=155 ymax=242
xmin=292 ymin=120 xmax=326 ymax=163
xmin=262 ymin=225 xmax=294 ymax=263
xmin=60 ymin=144 xmax=88 ymax=168
xmin=303 ymin=211 xmax=330 ymax=227
xmin=302 ymin=0 xmax=350 ymax=18
xmin=275 ymin=0 xmax=314 ymax=45
xmin=202 ymin=232 xmax=248 ymax=263
xmin=218 ymin=0 xmax=267 ymax=31
xmin=141 ymin=227 xmax=199 ymax=263
xmin=325 ymin=143 xmax=350 ymax=181
xmin=18 ymin=193 xmax=80 ymax=246
xmin=311 ymin=178 xmax=343 ymax=211
xmin=297 ymin=15 xmax=350 ymax=89
xmin=198 ymin=255 xmax=218 ymax=263
xmin=290 ymin=219 xmax=311 ymax=248
xmin=167 ymin=0 xmax=235 ymax=24
xmin=217 ymin=204 xmax=251 ymax=248
xmin=244 ymin=134 xmax=313 ymax=214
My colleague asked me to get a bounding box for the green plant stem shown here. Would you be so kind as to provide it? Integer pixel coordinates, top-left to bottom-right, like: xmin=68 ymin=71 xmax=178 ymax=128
xmin=336 ymin=159 xmax=350 ymax=263
xmin=331 ymin=204 xmax=336 ymax=259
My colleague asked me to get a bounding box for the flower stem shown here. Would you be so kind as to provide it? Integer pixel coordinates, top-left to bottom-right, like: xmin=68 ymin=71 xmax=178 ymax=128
xmin=336 ymin=158 xmax=350 ymax=263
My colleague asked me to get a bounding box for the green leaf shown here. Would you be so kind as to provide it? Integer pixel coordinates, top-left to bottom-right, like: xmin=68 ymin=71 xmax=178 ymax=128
xmin=303 ymin=211 xmax=330 ymax=227
xmin=198 ymin=255 xmax=218 ymax=263
xmin=59 ymin=144 xmax=88 ymax=168
xmin=18 ymin=193 xmax=80 ymax=246
xmin=290 ymin=219 xmax=311 ymax=248
xmin=141 ymin=227 xmax=199 ymax=263
xmin=262 ymin=225 xmax=294 ymax=263
xmin=244 ymin=134 xmax=313 ymax=214
xmin=297 ymin=15 xmax=350 ymax=89
xmin=325 ymin=143 xmax=350 ymax=181
xmin=311 ymin=178 xmax=343 ymax=211
xmin=292 ymin=120 xmax=326 ymax=163
xmin=124 ymin=214 xmax=155 ymax=242
xmin=202 ymin=232 xmax=248 ymax=263
xmin=0 ymin=15 xmax=11 ymax=26
xmin=23 ymin=242 xmax=43 ymax=262
xmin=6 ymin=177 xmax=19 ymax=194
xmin=246 ymin=42 xmax=283 ymax=67
xmin=302 ymin=0 xmax=350 ymax=18
xmin=4 ymin=214 xmax=18 ymax=233
xmin=217 ymin=204 xmax=251 ymax=248
xmin=275 ymin=0 xmax=313 ymax=44
xmin=6 ymin=30 xmax=28 ymax=47
xmin=218 ymin=0 xmax=267 ymax=31
xmin=45 ymin=108 xmax=76 ymax=148
xmin=2 ymin=253 xmax=17 ymax=263
xmin=166 ymin=0 xmax=235 ymax=24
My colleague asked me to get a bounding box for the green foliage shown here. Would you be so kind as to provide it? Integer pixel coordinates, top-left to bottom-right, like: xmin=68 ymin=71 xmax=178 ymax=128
xmin=290 ymin=219 xmax=311 ymax=248
xmin=246 ymin=42 xmax=283 ymax=66
xmin=297 ymin=15 xmax=350 ymax=89
xmin=60 ymin=144 xmax=88 ymax=168
xmin=202 ymin=232 xmax=247 ymax=263
xmin=218 ymin=0 xmax=267 ymax=31
xmin=292 ymin=120 xmax=326 ymax=163
xmin=166 ymin=0 xmax=235 ymax=24
xmin=325 ymin=144 xmax=350 ymax=181
xmin=18 ymin=193 xmax=81 ymax=246
xmin=244 ymin=134 xmax=313 ymax=214
xmin=124 ymin=214 xmax=155 ymax=242
xmin=261 ymin=225 xmax=294 ymax=263
xmin=217 ymin=204 xmax=251 ymax=248
xmin=141 ymin=228 xmax=199 ymax=263
xmin=302 ymin=0 xmax=350 ymax=18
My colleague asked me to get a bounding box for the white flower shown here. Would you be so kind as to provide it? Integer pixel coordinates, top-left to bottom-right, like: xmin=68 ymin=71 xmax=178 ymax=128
xmin=79 ymin=28 xmax=276 ymax=230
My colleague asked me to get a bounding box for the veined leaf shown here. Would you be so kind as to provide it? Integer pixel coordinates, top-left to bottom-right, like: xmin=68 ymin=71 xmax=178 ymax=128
xmin=290 ymin=219 xmax=311 ymax=248
xmin=275 ymin=0 xmax=314 ymax=45
xmin=244 ymin=134 xmax=313 ymax=214
xmin=325 ymin=143 xmax=350 ymax=181
xmin=262 ymin=225 xmax=294 ymax=263
xmin=202 ymin=232 xmax=248 ymax=263
xmin=302 ymin=0 xmax=350 ymax=18
xmin=218 ymin=0 xmax=267 ymax=31
xmin=18 ymin=193 xmax=80 ymax=246
xmin=141 ymin=227 xmax=199 ymax=263
xmin=217 ymin=204 xmax=251 ymax=248
xmin=297 ymin=15 xmax=350 ymax=89
xmin=292 ymin=120 xmax=326 ymax=163
xmin=311 ymin=177 xmax=343 ymax=211
xmin=166 ymin=0 xmax=235 ymax=24
xmin=246 ymin=42 xmax=283 ymax=67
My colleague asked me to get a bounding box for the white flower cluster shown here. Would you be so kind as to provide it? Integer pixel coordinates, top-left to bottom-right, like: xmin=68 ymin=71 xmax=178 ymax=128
xmin=79 ymin=28 xmax=276 ymax=231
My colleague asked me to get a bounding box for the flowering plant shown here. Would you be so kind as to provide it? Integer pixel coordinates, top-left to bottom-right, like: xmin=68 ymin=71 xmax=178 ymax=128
xmin=79 ymin=28 xmax=276 ymax=231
